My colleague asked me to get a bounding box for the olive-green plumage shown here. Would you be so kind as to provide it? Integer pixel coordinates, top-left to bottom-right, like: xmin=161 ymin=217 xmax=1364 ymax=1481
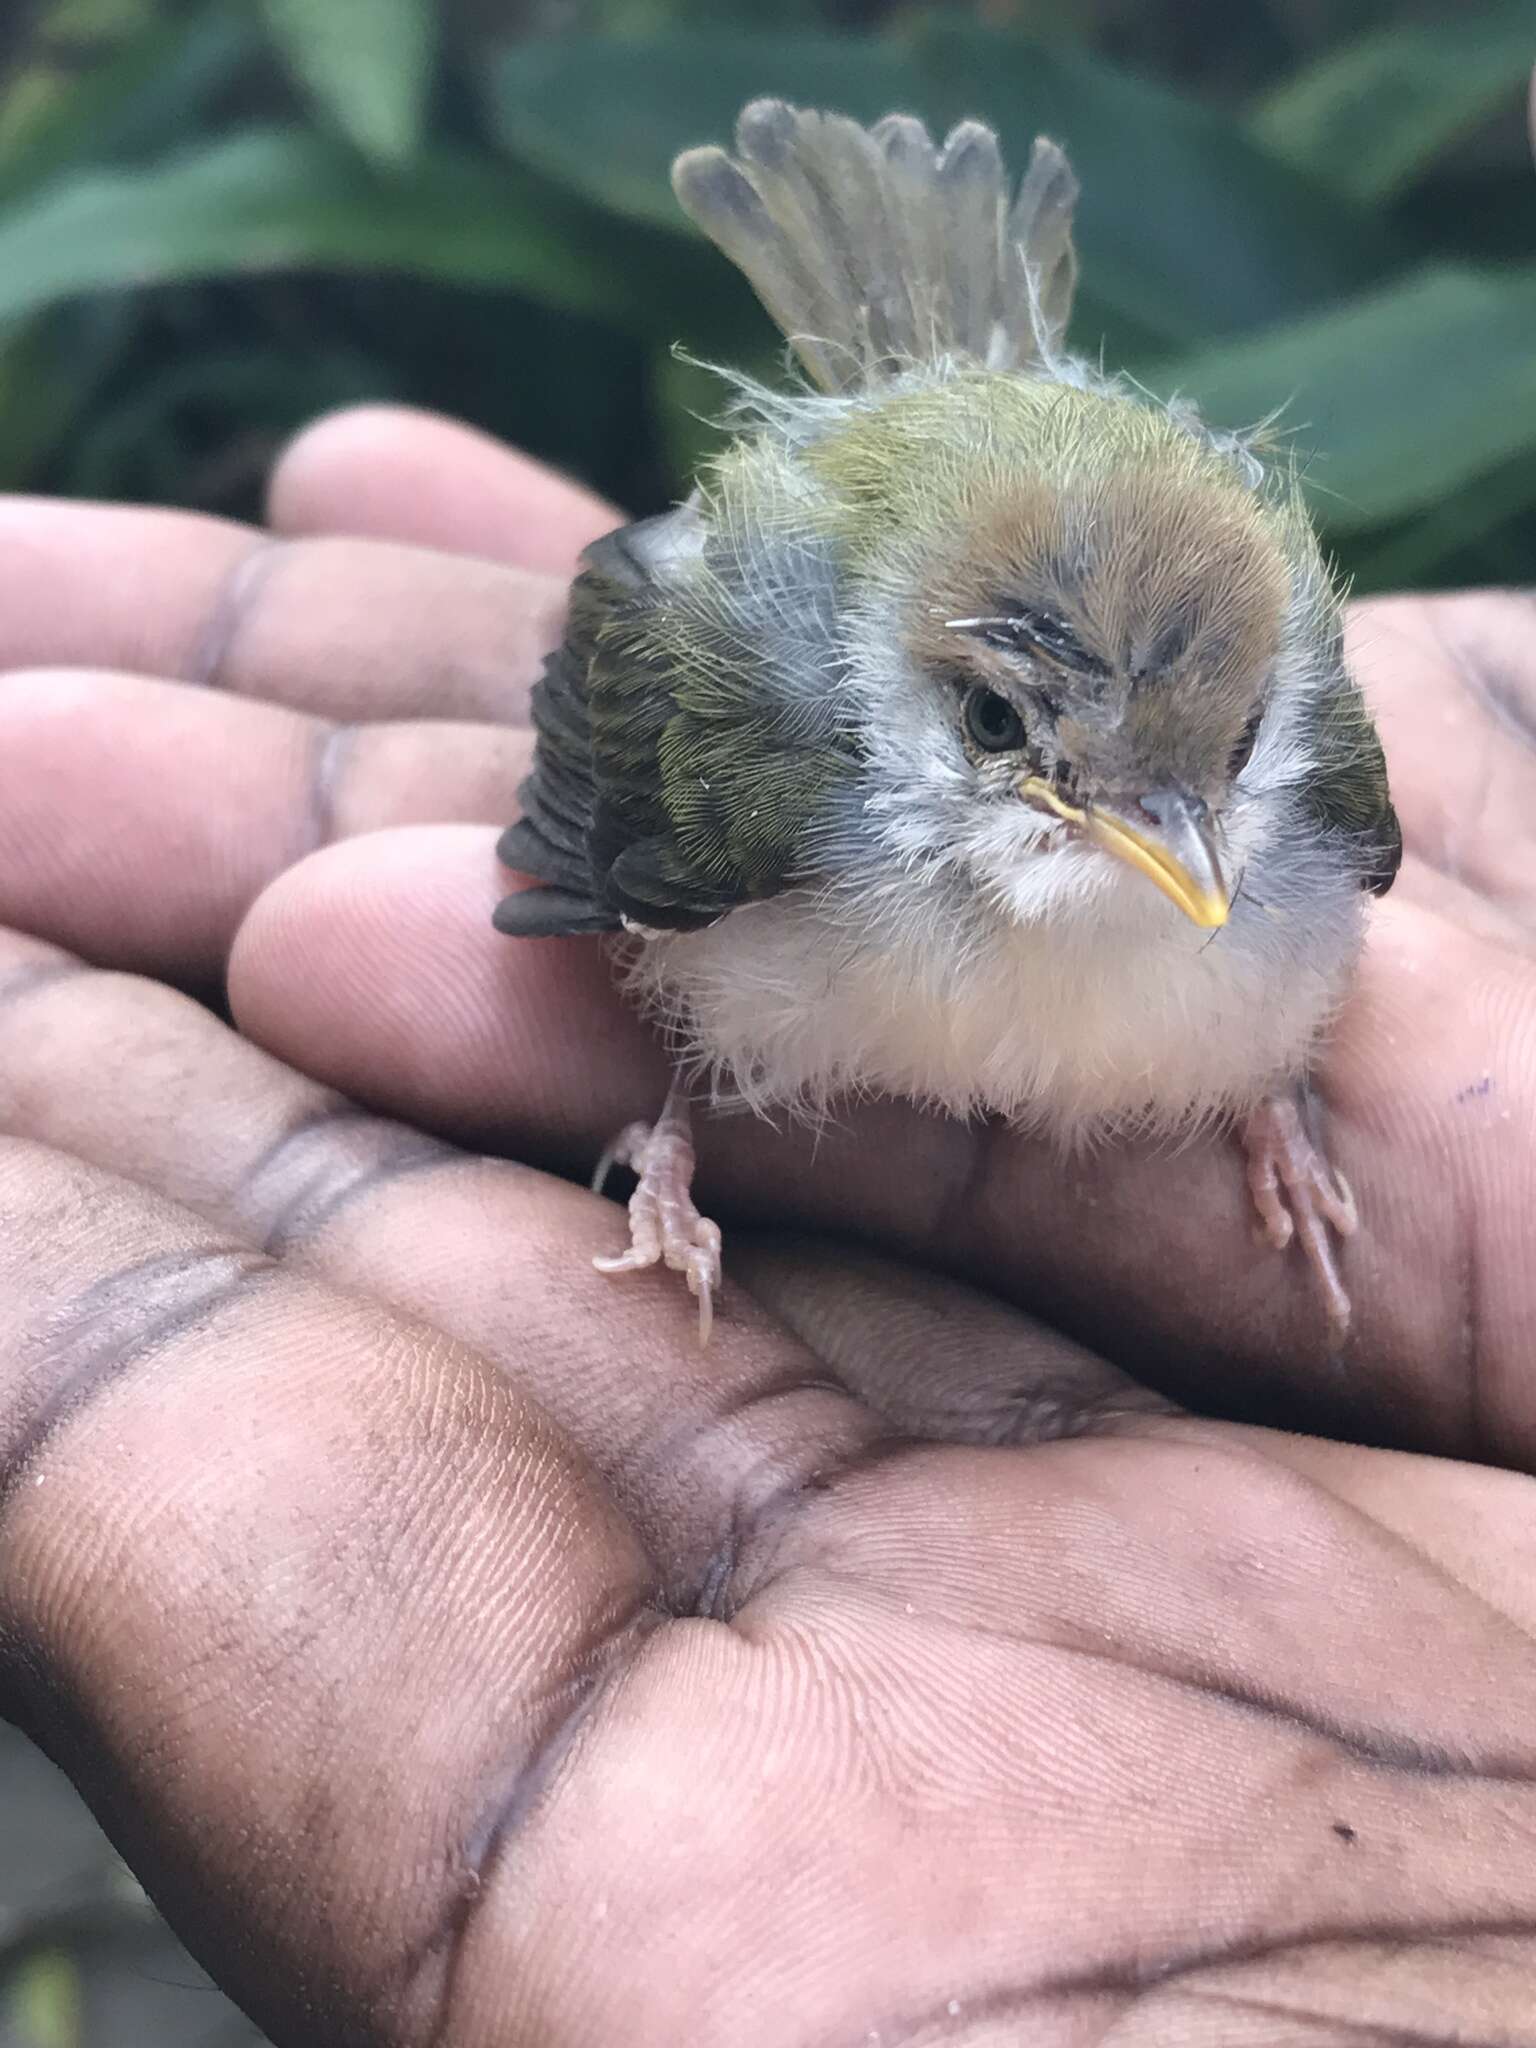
xmin=496 ymin=94 xmax=1397 ymax=945
xmin=494 ymin=94 xmax=1402 ymax=1348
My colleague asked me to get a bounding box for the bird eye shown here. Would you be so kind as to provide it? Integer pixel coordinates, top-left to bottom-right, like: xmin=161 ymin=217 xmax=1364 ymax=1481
xmin=1229 ymin=708 xmax=1264 ymax=779
xmin=964 ymin=687 xmax=1027 ymax=753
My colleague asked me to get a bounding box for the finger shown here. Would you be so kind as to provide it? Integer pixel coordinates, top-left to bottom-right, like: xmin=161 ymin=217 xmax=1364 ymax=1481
xmin=268 ymin=404 xmax=618 ymax=575
xmin=231 ymin=828 xmax=1536 ymax=1465
xmin=0 ymin=498 xmax=565 ymax=723
xmin=0 ymin=1132 xmax=657 ymax=2047
xmin=0 ymin=671 xmax=528 ymax=976
xmin=0 ymin=930 xmax=891 ymax=1605
xmin=734 ymin=1237 xmax=1174 ymax=1442
xmin=234 ymin=825 xmax=664 ymax=1158
xmin=1350 ymin=591 xmax=1536 ymax=929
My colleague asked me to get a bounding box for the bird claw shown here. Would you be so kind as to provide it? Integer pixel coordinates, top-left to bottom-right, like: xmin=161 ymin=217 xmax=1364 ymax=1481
xmin=1242 ymin=1094 xmax=1356 ymax=1343
xmin=592 ymin=1098 xmax=722 ymax=1344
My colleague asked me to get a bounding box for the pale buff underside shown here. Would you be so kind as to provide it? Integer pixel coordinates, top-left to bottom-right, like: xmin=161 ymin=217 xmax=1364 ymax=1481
xmin=623 ymin=836 xmax=1364 ymax=1144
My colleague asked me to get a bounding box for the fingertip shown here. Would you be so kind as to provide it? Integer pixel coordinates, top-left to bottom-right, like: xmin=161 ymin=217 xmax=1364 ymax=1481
xmin=267 ymin=405 xmax=621 ymax=576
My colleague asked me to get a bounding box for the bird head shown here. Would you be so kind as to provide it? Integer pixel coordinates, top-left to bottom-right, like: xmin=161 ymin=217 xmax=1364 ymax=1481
xmin=807 ymin=376 xmax=1317 ymax=935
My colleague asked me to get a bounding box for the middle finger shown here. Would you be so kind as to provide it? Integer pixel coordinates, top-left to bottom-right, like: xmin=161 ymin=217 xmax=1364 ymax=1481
xmin=0 ymin=499 xmax=565 ymax=723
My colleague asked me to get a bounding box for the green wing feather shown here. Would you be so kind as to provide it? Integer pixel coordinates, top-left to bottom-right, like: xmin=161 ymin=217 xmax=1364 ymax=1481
xmin=1301 ymin=676 xmax=1402 ymax=897
xmin=494 ymin=507 xmax=854 ymax=937
xmin=497 ymin=96 xmax=1088 ymax=939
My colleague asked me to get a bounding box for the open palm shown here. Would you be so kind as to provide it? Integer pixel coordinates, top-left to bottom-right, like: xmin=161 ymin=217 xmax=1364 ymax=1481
xmin=0 ymin=408 xmax=1533 ymax=2045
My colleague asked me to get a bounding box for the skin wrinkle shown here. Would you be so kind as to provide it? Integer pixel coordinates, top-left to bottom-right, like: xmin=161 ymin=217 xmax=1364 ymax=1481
xmin=989 ymin=1381 xmax=1170 ymax=1444
xmin=864 ymin=1920 xmax=1536 ymax=2046
xmin=1038 ymin=1633 xmax=1536 ymax=1783
xmin=743 ymin=1242 xmax=1175 ymax=1444
xmin=1449 ymin=625 xmax=1536 ymax=766
xmin=688 ymin=1422 xmax=889 ymax=1622
xmin=307 ymin=718 xmax=357 ymax=853
xmin=889 ymin=1105 xmax=1006 ymax=1269
xmin=0 ymin=1245 xmax=280 ymax=1517
xmin=235 ymin=1099 xmax=463 ymax=1256
xmin=186 ymin=537 xmax=287 ymax=691
xmin=741 ymin=1524 xmax=1536 ymax=1784
xmin=419 ymin=1599 xmax=670 ymax=2048
xmin=714 ymin=1433 xmax=933 ymax=1621
xmin=1180 ymin=1979 xmax=1521 ymax=2048
xmin=634 ymin=1356 xmax=868 ymax=1615
xmin=1149 ymin=1418 xmax=1536 ymax=1649
xmin=597 ymin=1373 xmax=905 ymax=1619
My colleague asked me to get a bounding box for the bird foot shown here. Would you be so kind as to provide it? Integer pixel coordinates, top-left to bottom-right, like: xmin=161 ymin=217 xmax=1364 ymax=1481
xmin=592 ymin=1092 xmax=722 ymax=1344
xmin=1241 ymin=1094 xmax=1357 ymax=1344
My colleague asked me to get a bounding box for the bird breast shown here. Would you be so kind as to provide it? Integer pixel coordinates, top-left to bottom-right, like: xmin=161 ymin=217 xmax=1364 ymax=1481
xmin=621 ymin=830 xmax=1366 ymax=1139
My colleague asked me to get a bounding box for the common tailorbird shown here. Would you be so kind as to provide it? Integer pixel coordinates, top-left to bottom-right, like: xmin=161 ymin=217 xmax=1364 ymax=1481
xmin=494 ymin=98 xmax=1401 ymax=1344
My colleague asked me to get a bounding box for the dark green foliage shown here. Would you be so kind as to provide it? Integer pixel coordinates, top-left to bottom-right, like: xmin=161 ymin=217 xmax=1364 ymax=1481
xmin=0 ymin=2 xmax=1532 ymax=575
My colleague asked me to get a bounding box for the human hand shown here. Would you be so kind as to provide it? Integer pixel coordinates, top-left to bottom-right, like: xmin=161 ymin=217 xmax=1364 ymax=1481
xmin=0 ymin=405 xmax=1525 ymax=1456
xmin=0 ymin=409 xmax=1534 ymax=2042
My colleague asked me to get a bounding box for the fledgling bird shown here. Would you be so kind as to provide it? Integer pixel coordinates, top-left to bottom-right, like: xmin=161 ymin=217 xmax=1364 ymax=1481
xmin=494 ymin=98 xmax=1400 ymax=1344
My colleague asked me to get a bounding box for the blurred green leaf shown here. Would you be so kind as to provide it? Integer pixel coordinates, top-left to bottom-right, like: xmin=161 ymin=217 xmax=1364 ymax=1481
xmin=489 ymin=26 xmax=1394 ymax=348
xmin=43 ymin=0 xmax=157 ymax=31
xmin=1155 ymin=261 xmax=1536 ymax=533
xmin=0 ymin=298 xmax=142 ymax=487
xmin=64 ymin=343 xmax=392 ymax=502
xmin=649 ymin=338 xmax=786 ymax=493
xmin=260 ymin=0 xmax=436 ymax=167
xmin=1342 ymin=449 xmax=1536 ymax=591
xmin=0 ymin=127 xmax=655 ymax=328
xmin=1251 ymin=1 xmax=1536 ymax=204
xmin=6 ymin=1948 xmax=80 ymax=2048
xmin=0 ymin=8 xmax=258 ymax=205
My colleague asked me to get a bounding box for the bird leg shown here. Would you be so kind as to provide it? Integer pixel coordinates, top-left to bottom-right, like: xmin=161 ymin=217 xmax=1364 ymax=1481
xmin=1240 ymin=1091 xmax=1357 ymax=1344
xmin=591 ymin=1081 xmax=722 ymax=1343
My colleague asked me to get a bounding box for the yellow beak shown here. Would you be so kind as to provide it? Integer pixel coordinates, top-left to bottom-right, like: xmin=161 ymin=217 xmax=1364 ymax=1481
xmin=1019 ymin=778 xmax=1231 ymax=930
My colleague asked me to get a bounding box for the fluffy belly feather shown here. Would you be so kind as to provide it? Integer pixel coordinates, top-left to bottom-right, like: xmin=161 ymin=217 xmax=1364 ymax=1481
xmin=625 ymin=866 xmax=1363 ymax=1139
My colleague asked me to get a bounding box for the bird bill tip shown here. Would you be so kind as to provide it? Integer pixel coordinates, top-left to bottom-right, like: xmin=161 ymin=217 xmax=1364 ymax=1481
xmin=1084 ymin=803 xmax=1231 ymax=930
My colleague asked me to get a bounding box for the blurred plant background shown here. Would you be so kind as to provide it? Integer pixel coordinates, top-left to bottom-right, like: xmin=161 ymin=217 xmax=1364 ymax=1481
xmin=1 ymin=2 xmax=1534 ymax=2043
xmin=0 ymin=0 xmax=1529 ymax=590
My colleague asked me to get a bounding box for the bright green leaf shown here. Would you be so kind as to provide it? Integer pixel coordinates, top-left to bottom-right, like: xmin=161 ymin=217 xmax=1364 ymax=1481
xmin=489 ymin=27 xmax=1394 ymax=347
xmin=0 ymin=127 xmax=654 ymax=329
xmin=1152 ymin=261 xmax=1536 ymax=533
xmin=1251 ymin=0 xmax=1536 ymax=204
xmin=261 ymin=0 xmax=436 ymax=167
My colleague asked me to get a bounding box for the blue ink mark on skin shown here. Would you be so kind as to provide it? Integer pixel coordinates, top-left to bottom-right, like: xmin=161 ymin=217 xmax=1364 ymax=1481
xmin=1455 ymin=1075 xmax=1494 ymax=1104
